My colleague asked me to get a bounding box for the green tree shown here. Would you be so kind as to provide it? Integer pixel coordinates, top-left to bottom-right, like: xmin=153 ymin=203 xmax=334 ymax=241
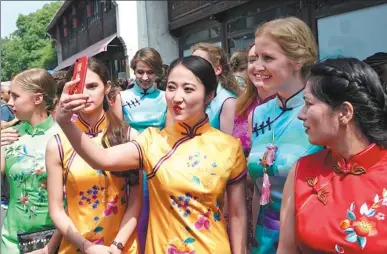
xmin=1 ymin=1 xmax=62 ymax=81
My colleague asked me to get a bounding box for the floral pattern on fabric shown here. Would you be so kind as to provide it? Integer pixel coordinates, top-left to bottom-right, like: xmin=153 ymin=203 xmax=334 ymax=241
xmin=338 ymin=188 xmax=387 ymax=250
xmin=167 ymin=237 xmax=196 ymax=254
xmin=5 ymin=145 xmax=48 ymax=219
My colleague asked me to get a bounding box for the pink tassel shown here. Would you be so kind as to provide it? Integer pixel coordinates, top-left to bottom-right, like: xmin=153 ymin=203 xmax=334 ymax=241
xmin=259 ymin=144 xmax=277 ymax=205
xmin=260 ymin=170 xmax=271 ymax=205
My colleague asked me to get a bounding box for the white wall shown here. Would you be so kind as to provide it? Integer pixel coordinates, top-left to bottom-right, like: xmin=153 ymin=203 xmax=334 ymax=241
xmin=115 ymin=1 xmax=139 ymax=75
xmin=115 ymin=0 xmax=179 ymax=75
xmin=145 ymin=1 xmax=179 ymax=65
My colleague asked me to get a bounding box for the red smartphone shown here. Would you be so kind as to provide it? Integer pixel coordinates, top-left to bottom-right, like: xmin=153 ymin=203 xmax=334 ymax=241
xmin=70 ymin=56 xmax=88 ymax=95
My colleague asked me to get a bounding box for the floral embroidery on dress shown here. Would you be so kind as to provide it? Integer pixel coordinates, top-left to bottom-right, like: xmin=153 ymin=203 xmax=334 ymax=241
xmin=338 ymin=188 xmax=387 ymax=250
xmin=167 ymin=237 xmax=196 ymax=254
xmin=104 ymin=195 xmax=119 ymax=217
xmin=5 ymin=145 xmax=48 ymax=219
xmin=78 ymin=185 xmax=104 ymax=209
xmin=170 ymin=193 xmax=196 ymax=218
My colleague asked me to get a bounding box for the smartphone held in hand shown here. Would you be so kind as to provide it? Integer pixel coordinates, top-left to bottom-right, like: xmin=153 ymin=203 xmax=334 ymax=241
xmin=70 ymin=56 xmax=88 ymax=95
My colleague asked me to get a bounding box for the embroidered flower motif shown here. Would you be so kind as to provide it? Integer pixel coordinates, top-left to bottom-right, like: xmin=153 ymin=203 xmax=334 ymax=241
xmin=338 ymin=189 xmax=387 ymax=250
xmin=104 ymin=195 xmax=118 ymax=216
xmin=194 ymin=209 xmax=211 ymax=230
xmin=170 ymin=193 xmax=196 ymax=217
xmin=19 ymin=193 xmax=30 ymax=206
xmin=167 ymin=237 xmax=195 ymax=254
xmin=34 ymin=167 xmax=45 ymax=175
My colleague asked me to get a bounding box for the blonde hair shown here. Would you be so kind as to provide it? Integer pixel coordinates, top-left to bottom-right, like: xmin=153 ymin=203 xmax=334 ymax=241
xmin=255 ymin=17 xmax=318 ymax=79
xmin=12 ymin=68 xmax=58 ymax=112
xmin=130 ymin=47 xmax=163 ymax=77
xmin=191 ymin=42 xmax=240 ymax=96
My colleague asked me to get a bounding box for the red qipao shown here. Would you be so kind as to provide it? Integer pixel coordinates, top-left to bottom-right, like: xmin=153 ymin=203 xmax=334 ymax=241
xmin=295 ymin=144 xmax=387 ymax=253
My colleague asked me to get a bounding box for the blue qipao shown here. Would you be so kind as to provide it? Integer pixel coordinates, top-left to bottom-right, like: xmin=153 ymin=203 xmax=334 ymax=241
xmin=247 ymin=89 xmax=322 ymax=254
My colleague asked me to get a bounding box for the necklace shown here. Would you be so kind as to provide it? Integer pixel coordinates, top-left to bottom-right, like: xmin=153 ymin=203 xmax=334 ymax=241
xmin=259 ymin=99 xmax=301 ymax=205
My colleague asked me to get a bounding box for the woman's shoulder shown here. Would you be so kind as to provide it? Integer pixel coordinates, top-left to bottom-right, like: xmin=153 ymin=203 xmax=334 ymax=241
xmin=295 ymin=148 xmax=329 ymax=177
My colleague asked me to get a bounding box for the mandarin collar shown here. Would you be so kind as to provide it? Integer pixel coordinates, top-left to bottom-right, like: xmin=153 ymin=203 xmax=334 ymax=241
xmin=133 ymin=80 xmax=156 ymax=98
xmin=171 ymin=115 xmax=210 ymax=137
xmin=23 ymin=115 xmax=55 ymax=137
xmin=276 ymin=88 xmax=304 ymax=110
xmin=77 ymin=114 xmax=107 ymax=137
xmin=331 ymin=143 xmax=384 ymax=176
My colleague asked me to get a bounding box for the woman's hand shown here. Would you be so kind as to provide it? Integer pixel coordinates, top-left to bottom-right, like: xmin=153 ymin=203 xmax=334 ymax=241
xmin=55 ymin=79 xmax=89 ymax=126
xmin=1 ymin=128 xmax=19 ymax=146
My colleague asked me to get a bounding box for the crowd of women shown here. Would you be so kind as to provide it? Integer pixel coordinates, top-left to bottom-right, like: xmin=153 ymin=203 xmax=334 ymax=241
xmin=1 ymin=16 xmax=387 ymax=254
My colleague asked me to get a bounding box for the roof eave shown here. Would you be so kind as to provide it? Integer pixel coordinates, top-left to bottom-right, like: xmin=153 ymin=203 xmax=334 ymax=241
xmin=46 ymin=0 xmax=73 ymax=32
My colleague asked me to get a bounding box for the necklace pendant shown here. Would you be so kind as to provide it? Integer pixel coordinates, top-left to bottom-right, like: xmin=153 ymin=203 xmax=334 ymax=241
xmin=260 ymin=144 xmax=278 ymax=167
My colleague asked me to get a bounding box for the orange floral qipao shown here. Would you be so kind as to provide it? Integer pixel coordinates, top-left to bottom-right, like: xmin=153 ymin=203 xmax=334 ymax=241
xmin=132 ymin=117 xmax=247 ymax=254
xmin=56 ymin=115 xmax=139 ymax=253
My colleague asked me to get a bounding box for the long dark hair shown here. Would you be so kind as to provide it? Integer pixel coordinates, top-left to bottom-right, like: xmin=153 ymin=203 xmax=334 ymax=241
xmin=309 ymin=57 xmax=387 ymax=147
xmin=66 ymin=58 xmax=129 ymax=147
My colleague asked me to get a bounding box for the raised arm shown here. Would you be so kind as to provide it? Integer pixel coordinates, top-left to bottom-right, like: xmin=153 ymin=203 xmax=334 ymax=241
xmin=60 ymin=123 xmax=139 ymax=171
xmin=55 ymin=80 xmax=140 ymax=172
xmin=277 ymin=164 xmax=297 ymax=254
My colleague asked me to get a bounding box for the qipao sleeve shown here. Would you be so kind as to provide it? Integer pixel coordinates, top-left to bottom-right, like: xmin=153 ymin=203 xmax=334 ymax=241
xmin=227 ymin=140 xmax=248 ymax=185
xmin=131 ymin=128 xmax=154 ymax=175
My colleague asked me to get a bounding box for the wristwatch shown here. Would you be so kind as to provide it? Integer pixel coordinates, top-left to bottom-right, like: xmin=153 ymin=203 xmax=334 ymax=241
xmin=112 ymin=241 xmax=124 ymax=250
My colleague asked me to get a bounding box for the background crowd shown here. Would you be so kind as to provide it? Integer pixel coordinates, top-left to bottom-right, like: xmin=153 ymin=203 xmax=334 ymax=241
xmin=1 ymin=16 xmax=387 ymax=254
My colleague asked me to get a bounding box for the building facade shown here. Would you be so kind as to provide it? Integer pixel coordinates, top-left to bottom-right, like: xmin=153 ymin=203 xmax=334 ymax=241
xmin=47 ymin=0 xmax=387 ymax=79
xmin=47 ymin=0 xmax=178 ymax=79
xmin=168 ymin=0 xmax=387 ymax=60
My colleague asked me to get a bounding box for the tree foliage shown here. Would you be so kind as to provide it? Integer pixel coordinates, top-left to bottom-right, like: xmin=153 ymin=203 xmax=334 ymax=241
xmin=1 ymin=1 xmax=62 ymax=81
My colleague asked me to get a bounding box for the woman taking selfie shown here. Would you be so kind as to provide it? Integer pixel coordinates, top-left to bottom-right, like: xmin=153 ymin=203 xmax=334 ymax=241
xmin=1 ymin=69 xmax=61 ymax=253
xmin=279 ymin=58 xmax=387 ymax=253
xmin=54 ymin=56 xmax=247 ymax=254
xmin=47 ymin=58 xmax=141 ymax=254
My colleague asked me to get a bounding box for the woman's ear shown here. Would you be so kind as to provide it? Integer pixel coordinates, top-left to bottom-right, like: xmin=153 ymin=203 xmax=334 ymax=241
xmin=34 ymin=93 xmax=44 ymax=106
xmin=338 ymin=101 xmax=354 ymax=125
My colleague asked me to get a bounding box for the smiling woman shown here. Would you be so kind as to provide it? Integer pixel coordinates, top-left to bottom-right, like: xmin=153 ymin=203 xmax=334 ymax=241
xmin=247 ymin=17 xmax=322 ymax=254
xmin=53 ymin=55 xmax=248 ymax=254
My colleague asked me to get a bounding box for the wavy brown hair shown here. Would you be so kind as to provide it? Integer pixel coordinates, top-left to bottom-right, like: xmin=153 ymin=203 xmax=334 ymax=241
xmin=191 ymin=42 xmax=240 ymax=96
xmin=130 ymin=47 xmax=163 ymax=77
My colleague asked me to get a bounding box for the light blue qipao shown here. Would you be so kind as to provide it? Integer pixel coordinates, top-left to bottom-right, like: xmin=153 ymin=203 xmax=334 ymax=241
xmin=247 ymin=89 xmax=322 ymax=254
xmin=205 ymin=83 xmax=236 ymax=130
xmin=121 ymin=80 xmax=167 ymax=133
